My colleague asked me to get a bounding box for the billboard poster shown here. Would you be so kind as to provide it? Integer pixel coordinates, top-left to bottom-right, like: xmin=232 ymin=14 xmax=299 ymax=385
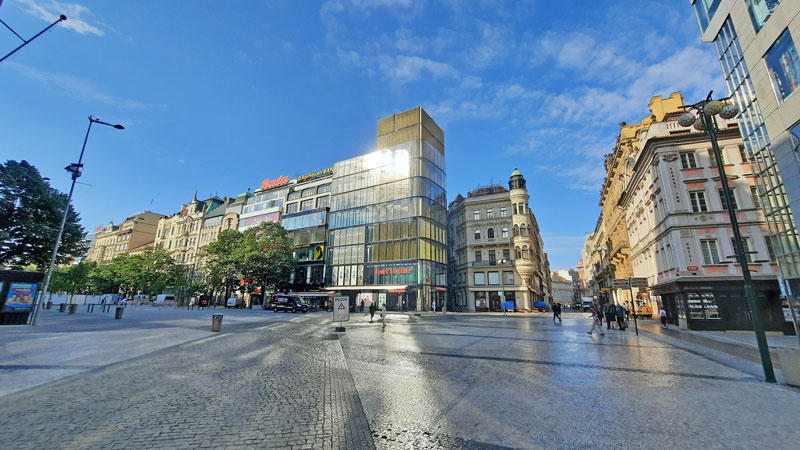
xmin=3 ymin=282 xmax=38 ymax=312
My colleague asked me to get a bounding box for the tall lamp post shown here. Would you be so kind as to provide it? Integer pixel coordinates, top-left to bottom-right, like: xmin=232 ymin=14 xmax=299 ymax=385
xmin=1 ymin=14 xmax=67 ymax=63
xmin=30 ymin=116 xmax=124 ymax=326
xmin=678 ymin=91 xmax=776 ymax=383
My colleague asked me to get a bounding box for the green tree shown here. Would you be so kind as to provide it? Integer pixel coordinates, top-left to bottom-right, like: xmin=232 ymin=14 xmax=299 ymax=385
xmin=238 ymin=222 xmax=293 ymax=298
xmin=137 ymin=247 xmax=186 ymax=295
xmin=200 ymin=229 xmax=244 ymax=300
xmin=50 ymin=261 xmax=95 ymax=294
xmin=0 ymin=160 xmax=86 ymax=269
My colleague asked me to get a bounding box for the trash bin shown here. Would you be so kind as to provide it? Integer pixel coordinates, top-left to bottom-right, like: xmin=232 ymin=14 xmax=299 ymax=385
xmin=59 ymin=303 xmax=67 ymax=312
xmin=115 ymin=306 xmax=124 ymax=320
xmin=46 ymin=302 xmax=52 ymax=310
xmin=211 ymin=314 xmax=223 ymax=332
xmin=68 ymin=304 xmax=77 ymax=314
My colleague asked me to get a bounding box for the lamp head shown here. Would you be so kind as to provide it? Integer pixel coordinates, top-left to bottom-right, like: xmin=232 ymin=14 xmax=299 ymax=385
xmin=113 ymin=124 xmax=124 ymax=130
xmin=678 ymin=112 xmax=697 ymax=127
xmin=705 ymin=100 xmax=723 ymax=116
xmin=719 ymin=103 xmax=739 ymax=120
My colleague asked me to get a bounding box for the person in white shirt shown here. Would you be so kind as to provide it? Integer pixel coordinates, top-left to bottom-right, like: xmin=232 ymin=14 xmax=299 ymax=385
xmin=659 ymin=308 xmax=668 ymax=328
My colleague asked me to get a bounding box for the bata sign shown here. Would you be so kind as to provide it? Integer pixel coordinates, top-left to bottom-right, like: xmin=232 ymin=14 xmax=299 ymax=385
xmin=297 ymin=167 xmax=333 ymax=182
xmin=259 ymin=175 xmax=289 ymax=190
xmin=375 ymin=267 xmax=412 ymax=275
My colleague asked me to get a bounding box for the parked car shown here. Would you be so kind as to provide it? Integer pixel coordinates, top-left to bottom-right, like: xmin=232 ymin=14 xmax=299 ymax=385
xmin=154 ymin=294 xmax=175 ymax=305
xmin=271 ymin=294 xmax=309 ymax=313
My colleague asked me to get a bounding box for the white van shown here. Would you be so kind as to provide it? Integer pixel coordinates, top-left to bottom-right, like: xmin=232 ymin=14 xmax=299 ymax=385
xmin=154 ymin=294 xmax=175 ymax=305
xmin=226 ymin=297 xmax=242 ymax=308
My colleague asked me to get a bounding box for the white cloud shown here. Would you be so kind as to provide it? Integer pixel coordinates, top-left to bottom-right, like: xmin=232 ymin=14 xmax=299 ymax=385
xmin=16 ymin=0 xmax=104 ymax=36
xmin=378 ymin=55 xmax=459 ymax=84
xmin=5 ymin=62 xmax=162 ymax=110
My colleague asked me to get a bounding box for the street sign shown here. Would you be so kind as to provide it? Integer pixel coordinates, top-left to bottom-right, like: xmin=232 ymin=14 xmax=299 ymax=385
xmin=613 ymin=278 xmax=649 ymax=289
xmin=629 ymin=278 xmax=649 ymax=288
xmin=600 ymin=287 xmax=611 ymax=291
xmin=333 ymin=296 xmax=349 ymax=323
xmin=687 ymin=266 xmax=699 ymax=271
xmin=612 ymin=279 xmax=630 ymax=289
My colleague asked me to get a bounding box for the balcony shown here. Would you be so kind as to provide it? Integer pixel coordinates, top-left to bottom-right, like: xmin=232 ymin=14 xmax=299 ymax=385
xmin=471 ymin=260 xmax=514 ymax=267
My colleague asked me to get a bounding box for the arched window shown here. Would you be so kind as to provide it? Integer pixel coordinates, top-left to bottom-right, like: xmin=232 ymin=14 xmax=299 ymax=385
xmin=513 ymin=204 xmax=518 ymax=215
xmin=529 ymin=247 xmax=535 ymax=259
xmin=487 ymin=228 xmax=495 ymax=239
xmin=502 ymin=227 xmax=508 ymax=238
xmin=515 ymin=246 xmax=522 ymax=259
xmin=522 ymin=245 xmax=528 ymax=258
xmin=521 ymin=224 xmax=527 ymax=236
xmin=513 ymin=225 xmax=520 ymax=236
xmin=474 ymin=230 xmax=481 ymax=240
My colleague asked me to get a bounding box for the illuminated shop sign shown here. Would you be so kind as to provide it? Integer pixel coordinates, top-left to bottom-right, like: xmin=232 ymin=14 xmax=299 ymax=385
xmin=259 ymin=175 xmax=289 ymax=190
xmin=297 ymin=167 xmax=333 ymax=182
xmin=374 ymin=267 xmax=413 ymax=275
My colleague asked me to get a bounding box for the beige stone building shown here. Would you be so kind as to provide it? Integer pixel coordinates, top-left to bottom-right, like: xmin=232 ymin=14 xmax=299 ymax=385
xmin=86 ymin=211 xmax=164 ymax=262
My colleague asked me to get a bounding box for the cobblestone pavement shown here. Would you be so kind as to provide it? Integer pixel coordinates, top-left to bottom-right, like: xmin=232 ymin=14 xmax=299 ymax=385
xmin=1 ymin=311 xmax=799 ymax=449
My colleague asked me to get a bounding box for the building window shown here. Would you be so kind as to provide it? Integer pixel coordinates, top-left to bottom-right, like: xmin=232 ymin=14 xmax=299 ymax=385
xmin=690 ymin=191 xmax=708 ymax=212
xmin=739 ymin=145 xmax=751 ymax=163
xmin=750 ymin=186 xmax=762 ymax=209
xmin=316 ymin=196 xmax=330 ymax=208
xmin=766 ymin=30 xmax=800 ymax=102
xmin=500 ymin=208 xmax=507 ymax=217
xmin=286 ymin=203 xmax=298 ymax=214
xmin=300 ymin=199 xmax=314 ymax=211
xmin=520 ymin=224 xmax=527 ymax=236
xmin=718 ymin=188 xmax=738 ymax=210
xmin=475 ymin=251 xmax=482 ymax=262
xmin=474 ymin=272 xmax=486 ymax=285
xmin=515 ymin=246 xmax=521 ymax=259
xmin=501 ymin=227 xmax=508 ymax=238
xmin=288 ymin=191 xmax=301 ymax=201
xmin=488 ymin=272 xmax=500 ymax=285
xmin=686 ymin=292 xmax=721 ymax=320
xmin=513 ymin=204 xmax=518 ymax=215
xmin=513 ymin=224 xmax=519 ymax=236
xmin=473 ymin=210 xmax=480 ymax=220
xmin=522 ymin=245 xmax=528 ymax=259
xmin=746 ymin=0 xmax=781 ymax=33
xmin=503 ymin=271 xmax=514 ymax=284
xmin=765 ymin=235 xmax=778 ymax=263
xmin=301 ymin=188 xmax=315 ymax=197
xmin=317 ymin=183 xmax=331 ymax=194
xmin=731 ymin=237 xmax=754 ymax=263
xmin=701 ymin=239 xmax=721 ymax=264
xmin=680 ymin=152 xmax=698 ymax=169
xmin=474 ymin=230 xmax=481 ymax=240
xmin=488 ymin=250 xmax=496 ymax=264
xmin=502 ymin=249 xmax=510 ymax=261
xmin=487 ymin=228 xmax=495 ymax=239
xmin=487 ymin=209 xmax=493 ymax=218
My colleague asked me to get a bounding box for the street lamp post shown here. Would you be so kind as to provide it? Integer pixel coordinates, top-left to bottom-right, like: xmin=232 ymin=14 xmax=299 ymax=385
xmin=678 ymin=91 xmax=776 ymax=383
xmin=29 ymin=116 xmax=124 ymax=326
xmin=1 ymin=14 xmax=67 ymax=63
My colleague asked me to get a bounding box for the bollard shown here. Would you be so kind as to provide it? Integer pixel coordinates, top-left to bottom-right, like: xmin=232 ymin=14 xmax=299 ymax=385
xmin=211 ymin=314 xmax=223 ymax=332
xmin=68 ymin=304 xmax=77 ymax=315
xmin=59 ymin=303 xmax=67 ymax=312
xmin=46 ymin=302 xmax=53 ymax=310
xmin=115 ymin=306 xmax=124 ymax=320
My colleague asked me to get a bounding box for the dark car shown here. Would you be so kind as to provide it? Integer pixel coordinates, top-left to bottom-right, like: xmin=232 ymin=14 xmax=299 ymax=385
xmin=272 ymin=295 xmax=309 ymax=313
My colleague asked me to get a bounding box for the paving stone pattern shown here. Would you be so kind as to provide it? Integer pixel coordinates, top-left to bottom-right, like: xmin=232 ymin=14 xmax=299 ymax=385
xmin=0 ymin=320 xmax=374 ymax=450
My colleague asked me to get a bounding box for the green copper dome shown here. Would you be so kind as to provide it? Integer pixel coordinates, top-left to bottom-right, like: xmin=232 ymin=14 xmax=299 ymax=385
xmin=510 ymin=168 xmax=523 ymax=177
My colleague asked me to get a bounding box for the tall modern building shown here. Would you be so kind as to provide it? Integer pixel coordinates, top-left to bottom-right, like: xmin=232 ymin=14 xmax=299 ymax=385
xmin=327 ymin=107 xmax=447 ymax=311
xmin=691 ymin=1 xmax=800 ymax=327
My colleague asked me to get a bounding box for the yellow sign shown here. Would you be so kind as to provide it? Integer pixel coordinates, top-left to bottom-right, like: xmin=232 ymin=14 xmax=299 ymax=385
xmin=601 ymin=287 xmax=611 ymax=291
xmin=313 ymin=245 xmax=325 ymax=260
xmin=297 ymin=167 xmax=333 ymax=182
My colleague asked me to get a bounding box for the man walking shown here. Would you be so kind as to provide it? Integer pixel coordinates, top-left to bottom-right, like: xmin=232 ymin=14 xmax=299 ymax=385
xmin=552 ymin=302 xmax=562 ymax=323
xmin=616 ymin=303 xmax=627 ymax=331
xmin=605 ymin=303 xmax=617 ymax=330
xmin=380 ymin=303 xmax=387 ymax=330
xmin=369 ymin=302 xmax=376 ymax=323
xmin=659 ymin=307 xmax=668 ymax=328
xmin=586 ymin=305 xmax=605 ymax=336
xmin=360 ymin=300 xmax=365 ymax=313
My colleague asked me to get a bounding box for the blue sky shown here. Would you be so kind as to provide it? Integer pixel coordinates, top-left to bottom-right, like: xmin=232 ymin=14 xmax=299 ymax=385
xmin=0 ymin=0 xmax=726 ymax=271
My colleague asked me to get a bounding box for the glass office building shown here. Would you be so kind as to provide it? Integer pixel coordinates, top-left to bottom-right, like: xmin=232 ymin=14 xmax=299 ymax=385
xmin=327 ymin=107 xmax=447 ymax=311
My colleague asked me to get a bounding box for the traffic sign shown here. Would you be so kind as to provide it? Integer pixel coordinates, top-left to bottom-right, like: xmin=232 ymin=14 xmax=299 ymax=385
xmin=333 ymin=296 xmax=349 ymax=323
xmin=629 ymin=278 xmax=649 ymax=288
xmin=612 ymin=279 xmax=630 ymax=289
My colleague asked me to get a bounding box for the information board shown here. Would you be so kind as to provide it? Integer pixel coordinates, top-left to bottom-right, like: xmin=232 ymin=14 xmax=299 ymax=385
xmin=333 ymin=296 xmax=349 ymax=323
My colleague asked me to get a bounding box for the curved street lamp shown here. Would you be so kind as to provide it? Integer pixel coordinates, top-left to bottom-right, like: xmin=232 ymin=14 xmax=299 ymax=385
xmin=1 ymin=14 xmax=67 ymax=63
xmin=30 ymin=116 xmax=125 ymax=326
xmin=678 ymin=91 xmax=776 ymax=383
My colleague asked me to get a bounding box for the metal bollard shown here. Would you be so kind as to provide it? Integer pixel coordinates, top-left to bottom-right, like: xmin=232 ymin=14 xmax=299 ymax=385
xmin=114 ymin=307 xmax=124 ymax=320
xmin=59 ymin=303 xmax=67 ymax=312
xmin=46 ymin=302 xmax=53 ymax=310
xmin=68 ymin=304 xmax=77 ymax=314
xmin=211 ymin=314 xmax=223 ymax=332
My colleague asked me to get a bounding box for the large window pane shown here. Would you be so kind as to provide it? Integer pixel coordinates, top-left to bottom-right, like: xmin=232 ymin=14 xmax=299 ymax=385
xmin=766 ymin=30 xmax=800 ymax=102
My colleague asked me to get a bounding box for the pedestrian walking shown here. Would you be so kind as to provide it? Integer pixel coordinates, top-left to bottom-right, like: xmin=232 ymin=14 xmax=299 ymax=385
xmin=552 ymin=302 xmax=562 ymax=323
xmin=616 ymin=304 xmax=627 ymax=330
xmin=369 ymin=302 xmax=376 ymax=323
xmin=380 ymin=304 xmax=387 ymax=329
xmin=605 ymin=304 xmax=617 ymax=330
xmin=659 ymin=307 xmax=668 ymax=328
xmin=360 ymin=300 xmax=365 ymax=313
xmin=586 ymin=305 xmax=605 ymax=335
xmin=432 ymin=300 xmax=436 ymax=313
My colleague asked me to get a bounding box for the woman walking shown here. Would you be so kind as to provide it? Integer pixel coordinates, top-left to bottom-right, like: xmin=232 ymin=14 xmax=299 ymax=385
xmin=586 ymin=305 xmax=605 ymax=336
xmin=380 ymin=304 xmax=387 ymax=330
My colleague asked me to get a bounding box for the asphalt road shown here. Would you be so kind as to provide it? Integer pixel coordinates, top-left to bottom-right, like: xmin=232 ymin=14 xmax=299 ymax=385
xmin=1 ymin=309 xmax=798 ymax=449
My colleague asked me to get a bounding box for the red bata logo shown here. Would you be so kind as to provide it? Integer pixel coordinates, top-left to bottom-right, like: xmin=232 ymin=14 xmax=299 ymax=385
xmin=259 ymin=175 xmax=289 ymax=190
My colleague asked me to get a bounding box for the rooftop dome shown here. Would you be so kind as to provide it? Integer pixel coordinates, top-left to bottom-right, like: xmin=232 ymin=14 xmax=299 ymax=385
xmin=510 ymin=168 xmax=523 ymax=177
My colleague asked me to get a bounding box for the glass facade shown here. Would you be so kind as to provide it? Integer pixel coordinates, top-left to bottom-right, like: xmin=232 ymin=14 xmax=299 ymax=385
xmin=714 ymin=18 xmax=800 ymax=281
xmin=746 ymin=0 xmax=780 ymax=32
xmin=765 ymin=30 xmax=800 ymax=103
xmin=327 ymin=108 xmax=446 ymax=311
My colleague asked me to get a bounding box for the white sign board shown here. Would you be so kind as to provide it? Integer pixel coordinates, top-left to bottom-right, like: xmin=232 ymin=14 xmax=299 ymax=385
xmin=378 ymin=292 xmax=387 ymax=308
xmin=333 ymin=296 xmax=349 ymax=323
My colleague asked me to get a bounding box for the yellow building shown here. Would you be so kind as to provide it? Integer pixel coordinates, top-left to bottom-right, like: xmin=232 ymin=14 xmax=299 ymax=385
xmin=86 ymin=211 xmax=164 ymax=262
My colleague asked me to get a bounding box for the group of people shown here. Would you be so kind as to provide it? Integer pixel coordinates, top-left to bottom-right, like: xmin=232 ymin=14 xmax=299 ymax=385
xmin=587 ymin=303 xmax=630 ymax=335
xmin=366 ymin=301 xmax=387 ymax=329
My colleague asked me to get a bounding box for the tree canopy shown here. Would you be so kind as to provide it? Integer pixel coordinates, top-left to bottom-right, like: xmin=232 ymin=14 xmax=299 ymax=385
xmin=0 ymin=160 xmax=86 ymax=269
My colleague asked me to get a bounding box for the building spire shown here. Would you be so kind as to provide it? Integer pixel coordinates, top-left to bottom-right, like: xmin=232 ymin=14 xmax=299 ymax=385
xmin=191 ymin=189 xmax=197 ymax=203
